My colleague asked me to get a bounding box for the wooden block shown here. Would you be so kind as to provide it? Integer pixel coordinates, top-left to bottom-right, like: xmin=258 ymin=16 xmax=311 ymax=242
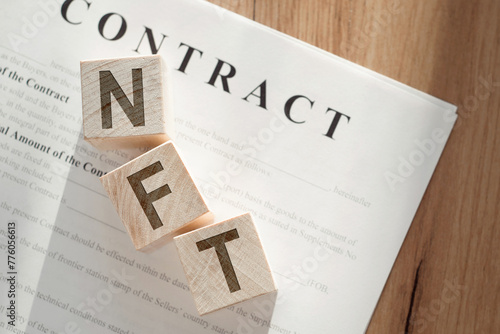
xmin=81 ymin=55 xmax=173 ymax=150
xmin=174 ymin=213 xmax=277 ymax=315
xmin=100 ymin=141 xmax=210 ymax=250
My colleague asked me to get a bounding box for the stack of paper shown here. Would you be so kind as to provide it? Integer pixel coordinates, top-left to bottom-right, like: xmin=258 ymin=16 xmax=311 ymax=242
xmin=0 ymin=0 xmax=456 ymax=333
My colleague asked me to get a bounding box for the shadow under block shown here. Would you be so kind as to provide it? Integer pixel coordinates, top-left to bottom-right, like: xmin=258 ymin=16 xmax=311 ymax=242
xmin=174 ymin=213 xmax=277 ymax=315
xmin=81 ymin=55 xmax=173 ymax=150
xmin=100 ymin=141 xmax=210 ymax=250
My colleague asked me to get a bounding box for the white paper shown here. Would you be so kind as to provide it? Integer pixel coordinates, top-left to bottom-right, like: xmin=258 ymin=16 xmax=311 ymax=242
xmin=0 ymin=0 xmax=457 ymax=333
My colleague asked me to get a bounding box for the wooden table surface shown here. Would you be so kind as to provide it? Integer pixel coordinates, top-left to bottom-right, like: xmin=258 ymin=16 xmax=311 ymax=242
xmin=207 ymin=1 xmax=500 ymax=333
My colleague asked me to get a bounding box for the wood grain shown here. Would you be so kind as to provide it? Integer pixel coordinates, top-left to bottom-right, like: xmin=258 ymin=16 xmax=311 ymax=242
xmin=174 ymin=213 xmax=276 ymax=316
xmin=100 ymin=141 xmax=210 ymax=250
xmin=81 ymin=55 xmax=173 ymax=150
xmin=207 ymin=0 xmax=500 ymax=333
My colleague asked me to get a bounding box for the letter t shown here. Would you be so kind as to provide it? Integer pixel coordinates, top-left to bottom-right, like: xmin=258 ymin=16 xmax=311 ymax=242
xmin=324 ymin=107 xmax=351 ymax=139
xmin=196 ymin=229 xmax=241 ymax=293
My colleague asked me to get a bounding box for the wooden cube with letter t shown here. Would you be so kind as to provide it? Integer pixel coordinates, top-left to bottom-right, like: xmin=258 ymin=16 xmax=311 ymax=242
xmin=81 ymin=55 xmax=173 ymax=150
xmin=174 ymin=213 xmax=277 ymax=315
xmin=100 ymin=141 xmax=210 ymax=250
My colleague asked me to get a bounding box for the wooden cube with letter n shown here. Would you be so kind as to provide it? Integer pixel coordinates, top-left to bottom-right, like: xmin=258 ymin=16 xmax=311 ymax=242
xmin=81 ymin=55 xmax=173 ymax=150
xmin=100 ymin=141 xmax=210 ymax=250
xmin=174 ymin=213 xmax=276 ymax=315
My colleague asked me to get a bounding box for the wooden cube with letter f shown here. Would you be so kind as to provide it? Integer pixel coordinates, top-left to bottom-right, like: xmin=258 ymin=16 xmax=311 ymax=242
xmin=100 ymin=141 xmax=211 ymax=250
xmin=175 ymin=213 xmax=277 ymax=315
xmin=81 ymin=55 xmax=173 ymax=150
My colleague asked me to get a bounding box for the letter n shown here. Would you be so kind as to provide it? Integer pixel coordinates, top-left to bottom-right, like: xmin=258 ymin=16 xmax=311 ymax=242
xmin=100 ymin=69 xmax=145 ymax=129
